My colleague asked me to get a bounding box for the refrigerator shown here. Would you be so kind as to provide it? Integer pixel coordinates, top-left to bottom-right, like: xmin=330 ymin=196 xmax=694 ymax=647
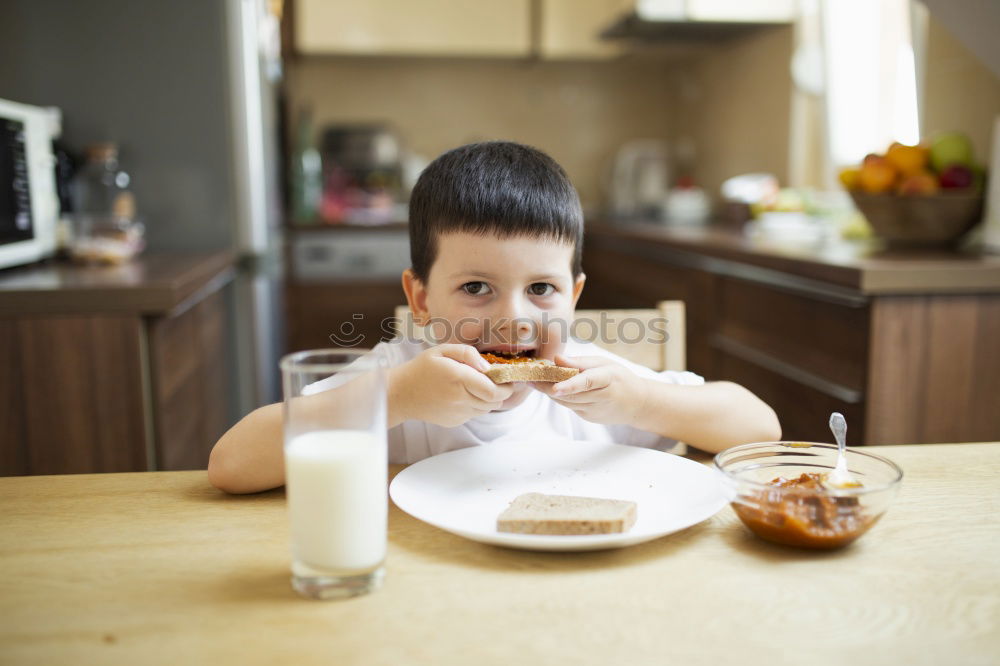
xmin=0 ymin=0 xmax=286 ymax=418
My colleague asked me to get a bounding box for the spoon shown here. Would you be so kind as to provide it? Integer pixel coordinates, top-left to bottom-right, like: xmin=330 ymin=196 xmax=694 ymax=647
xmin=826 ymin=412 xmax=861 ymax=489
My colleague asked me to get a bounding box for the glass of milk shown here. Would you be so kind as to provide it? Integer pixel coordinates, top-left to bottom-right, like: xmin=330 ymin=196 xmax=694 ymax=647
xmin=280 ymin=349 xmax=387 ymax=600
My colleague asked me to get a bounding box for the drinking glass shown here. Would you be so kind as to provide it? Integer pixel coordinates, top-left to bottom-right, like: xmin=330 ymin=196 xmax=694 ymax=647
xmin=280 ymin=349 xmax=387 ymax=599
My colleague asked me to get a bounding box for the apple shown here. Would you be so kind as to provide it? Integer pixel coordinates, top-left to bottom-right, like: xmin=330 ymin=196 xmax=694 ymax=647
xmin=862 ymin=153 xmax=884 ymax=167
xmin=929 ymin=132 xmax=974 ymax=172
xmin=896 ymin=170 xmax=939 ymax=195
xmin=938 ymin=164 xmax=975 ymax=189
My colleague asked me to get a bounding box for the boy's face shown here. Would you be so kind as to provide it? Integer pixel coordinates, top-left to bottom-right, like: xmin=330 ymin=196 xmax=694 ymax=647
xmin=403 ymin=231 xmax=585 ymax=411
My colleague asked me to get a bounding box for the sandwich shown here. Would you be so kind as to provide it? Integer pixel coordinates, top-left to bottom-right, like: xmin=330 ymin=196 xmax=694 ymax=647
xmin=479 ymin=349 xmax=579 ymax=384
xmin=497 ymin=492 xmax=638 ymax=535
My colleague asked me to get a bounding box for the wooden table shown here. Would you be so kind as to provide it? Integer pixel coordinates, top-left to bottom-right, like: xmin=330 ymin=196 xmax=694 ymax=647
xmin=2 ymin=443 xmax=998 ymax=665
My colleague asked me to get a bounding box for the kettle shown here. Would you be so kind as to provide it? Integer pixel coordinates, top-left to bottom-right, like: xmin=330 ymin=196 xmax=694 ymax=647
xmin=608 ymin=139 xmax=670 ymax=222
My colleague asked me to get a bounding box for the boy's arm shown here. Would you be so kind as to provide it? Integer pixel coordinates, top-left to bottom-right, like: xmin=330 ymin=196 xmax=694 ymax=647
xmin=208 ymin=402 xmax=284 ymax=494
xmin=537 ymin=355 xmax=781 ymax=455
xmin=208 ymin=368 xmax=414 ymax=494
xmin=208 ymin=345 xmax=511 ymax=494
xmin=629 ymin=379 xmax=781 ymax=454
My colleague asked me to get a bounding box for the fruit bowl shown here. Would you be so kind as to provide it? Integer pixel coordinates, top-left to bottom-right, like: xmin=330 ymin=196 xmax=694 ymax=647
xmin=848 ymin=190 xmax=984 ymax=246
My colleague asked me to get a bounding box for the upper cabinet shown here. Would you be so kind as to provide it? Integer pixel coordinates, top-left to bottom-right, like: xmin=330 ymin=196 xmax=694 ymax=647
xmin=295 ymin=0 xmax=532 ymax=58
xmin=538 ymin=0 xmax=628 ymax=60
xmin=292 ymin=0 xmax=793 ymax=60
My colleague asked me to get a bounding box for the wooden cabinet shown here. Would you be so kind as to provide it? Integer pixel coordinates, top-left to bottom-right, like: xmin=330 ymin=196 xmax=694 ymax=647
xmin=294 ymin=0 xmax=632 ymax=60
xmin=295 ymin=0 xmax=532 ymax=57
xmin=539 ymin=0 xmax=626 ymax=60
xmin=285 ymin=280 xmax=406 ymax=352
xmin=284 ymin=226 xmax=409 ymax=353
xmin=582 ymin=226 xmax=1000 ymax=446
xmin=0 ymin=253 xmax=234 ymax=475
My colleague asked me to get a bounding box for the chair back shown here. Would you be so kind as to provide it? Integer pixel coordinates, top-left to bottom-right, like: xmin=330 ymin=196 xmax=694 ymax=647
xmin=392 ymin=301 xmax=686 ymax=371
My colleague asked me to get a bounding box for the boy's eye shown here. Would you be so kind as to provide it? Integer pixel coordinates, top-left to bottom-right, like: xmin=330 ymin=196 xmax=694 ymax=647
xmin=461 ymin=281 xmax=491 ymax=296
xmin=528 ymin=283 xmax=555 ymax=297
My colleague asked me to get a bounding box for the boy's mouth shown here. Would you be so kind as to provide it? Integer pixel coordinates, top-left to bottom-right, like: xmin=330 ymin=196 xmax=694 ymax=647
xmin=478 ymin=346 xmax=537 ymax=363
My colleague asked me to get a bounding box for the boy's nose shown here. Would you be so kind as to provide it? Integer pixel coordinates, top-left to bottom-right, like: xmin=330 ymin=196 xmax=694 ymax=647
xmin=492 ymin=296 xmax=534 ymax=339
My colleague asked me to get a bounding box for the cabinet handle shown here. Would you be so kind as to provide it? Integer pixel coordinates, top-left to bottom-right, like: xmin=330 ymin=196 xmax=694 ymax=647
xmin=711 ymin=334 xmax=863 ymax=404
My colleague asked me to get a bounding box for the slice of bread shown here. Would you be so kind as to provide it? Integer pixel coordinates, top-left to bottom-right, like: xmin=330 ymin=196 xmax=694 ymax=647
xmin=484 ymin=358 xmax=579 ymax=384
xmin=496 ymin=492 xmax=638 ymax=535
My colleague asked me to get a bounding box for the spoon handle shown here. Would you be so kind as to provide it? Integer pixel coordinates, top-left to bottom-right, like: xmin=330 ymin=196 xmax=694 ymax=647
xmin=829 ymin=412 xmax=847 ymax=448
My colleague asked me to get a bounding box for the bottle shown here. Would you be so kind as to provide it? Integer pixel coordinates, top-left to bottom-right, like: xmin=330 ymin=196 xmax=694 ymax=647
xmin=68 ymin=143 xmax=143 ymax=264
xmin=291 ymin=110 xmax=323 ymax=224
xmin=291 ymin=110 xmax=322 ymax=224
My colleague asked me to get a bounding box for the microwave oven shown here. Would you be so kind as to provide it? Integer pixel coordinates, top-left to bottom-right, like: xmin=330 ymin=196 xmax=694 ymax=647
xmin=0 ymin=98 xmax=60 ymax=270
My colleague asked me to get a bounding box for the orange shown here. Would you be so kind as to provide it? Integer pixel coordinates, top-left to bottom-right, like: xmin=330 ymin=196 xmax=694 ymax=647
xmin=886 ymin=142 xmax=929 ymax=176
xmin=858 ymin=158 xmax=898 ymax=193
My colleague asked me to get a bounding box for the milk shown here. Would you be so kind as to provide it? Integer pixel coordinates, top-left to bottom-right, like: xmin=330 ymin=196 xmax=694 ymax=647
xmin=284 ymin=430 xmax=386 ymax=574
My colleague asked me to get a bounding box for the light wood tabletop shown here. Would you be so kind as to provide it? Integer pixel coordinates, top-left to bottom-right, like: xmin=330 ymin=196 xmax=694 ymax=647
xmin=1 ymin=443 xmax=998 ymax=666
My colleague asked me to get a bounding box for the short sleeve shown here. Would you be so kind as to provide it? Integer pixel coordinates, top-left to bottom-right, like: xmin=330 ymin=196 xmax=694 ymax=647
xmin=567 ymin=339 xmax=704 ymax=453
xmin=565 ymin=338 xmax=705 ymax=387
xmin=301 ymin=341 xmax=409 ymax=395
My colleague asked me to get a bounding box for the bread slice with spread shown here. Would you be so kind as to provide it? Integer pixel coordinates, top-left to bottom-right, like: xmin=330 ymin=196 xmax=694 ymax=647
xmin=480 ymin=351 xmax=579 ymax=384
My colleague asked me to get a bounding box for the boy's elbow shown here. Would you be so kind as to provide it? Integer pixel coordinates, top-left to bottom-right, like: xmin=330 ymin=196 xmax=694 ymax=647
xmin=748 ymin=391 xmax=782 ymax=442
xmin=759 ymin=409 xmax=782 ymax=442
xmin=725 ymin=381 xmax=782 ymax=443
xmin=207 ymin=444 xmax=242 ymax=494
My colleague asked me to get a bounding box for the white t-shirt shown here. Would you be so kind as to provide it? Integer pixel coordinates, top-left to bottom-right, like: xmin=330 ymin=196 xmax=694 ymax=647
xmin=305 ymin=337 xmax=704 ymax=464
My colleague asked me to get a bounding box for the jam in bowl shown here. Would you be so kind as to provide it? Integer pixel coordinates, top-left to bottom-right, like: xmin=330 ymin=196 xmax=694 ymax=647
xmin=714 ymin=442 xmax=903 ymax=549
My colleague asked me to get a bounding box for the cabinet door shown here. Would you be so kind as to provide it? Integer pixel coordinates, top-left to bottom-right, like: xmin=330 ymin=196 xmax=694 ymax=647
xmin=296 ymin=0 xmax=531 ymax=57
xmin=12 ymin=316 xmax=149 ymax=474
xmin=149 ymin=291 xmax=229 ymax=471
xmin=285 ymin=281 xmax=406 ymax=353
xmin=540 ymin=0 xmax=626 ymax=60
xmin=0 ymin=320 xmax=28 ymax=475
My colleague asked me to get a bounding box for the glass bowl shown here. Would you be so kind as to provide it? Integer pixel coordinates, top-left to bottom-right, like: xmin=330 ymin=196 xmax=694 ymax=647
xmin=714 ymin=442 xmax=903 ymax=549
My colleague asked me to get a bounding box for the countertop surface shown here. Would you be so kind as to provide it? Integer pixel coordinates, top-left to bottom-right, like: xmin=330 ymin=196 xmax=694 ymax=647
xmin=0 ymin=251 xmax=235 ymax=315
xmin=1 ymin=442 xmax=997 ymax=665
xmin=587 ymin=223 xmax=1000 ymax=294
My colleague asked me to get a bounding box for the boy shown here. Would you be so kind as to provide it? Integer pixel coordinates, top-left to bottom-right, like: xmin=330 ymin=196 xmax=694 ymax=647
xmin=209 ymin=141 xmax=780 ymax=493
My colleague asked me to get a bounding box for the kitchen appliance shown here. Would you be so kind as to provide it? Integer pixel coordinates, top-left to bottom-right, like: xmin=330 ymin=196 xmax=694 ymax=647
xmin=291 ymin=229 xmax=409 ymax=283
xmin=608 ymin=139 xmax=670 ymax=221
xmin=2 ymin=0 xmax=287 ymax=413
xmin=319 ymin=124 xmax=405 ymax=225
xmin=0 ymin=98 xmax=60 ymax=270
xmin=600 ymin=0 xmax=794 ymax=42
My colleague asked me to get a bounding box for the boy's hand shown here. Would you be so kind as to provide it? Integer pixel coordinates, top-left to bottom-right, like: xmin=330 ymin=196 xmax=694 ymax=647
xmin=531 ymin=354 xmax=649 ymax=427
xmin=389 ymin=344 xmax=514 ymax=428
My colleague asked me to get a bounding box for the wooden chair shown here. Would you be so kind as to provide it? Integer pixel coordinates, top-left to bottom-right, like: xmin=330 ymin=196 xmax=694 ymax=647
xmin=392 ymin=301 xmax=686 ymax=372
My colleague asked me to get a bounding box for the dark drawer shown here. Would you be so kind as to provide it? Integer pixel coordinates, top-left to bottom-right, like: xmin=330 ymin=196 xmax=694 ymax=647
xmin=715 ymin=277 xmax=870 ymax=393
xmin=716 ymin=350 xmax=866 ymax=445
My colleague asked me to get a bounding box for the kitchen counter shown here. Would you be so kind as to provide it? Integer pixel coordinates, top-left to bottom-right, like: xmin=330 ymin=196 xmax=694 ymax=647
xmin=0 ymin=252 xmax=235 ymax=475
xmin=1 ymin=443 xmax=997 ymax=665
xmin=581 ymin=224 xmax=1000 ymax=446
xmin=0 ymin=251 xmax=235 ymax=315
xmin=586 ymin=223 xmax=1000 ymax=295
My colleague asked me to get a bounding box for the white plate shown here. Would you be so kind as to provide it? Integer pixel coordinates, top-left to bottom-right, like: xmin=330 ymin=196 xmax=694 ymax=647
xmin=389 ymin=439 xmax=726 ymax=552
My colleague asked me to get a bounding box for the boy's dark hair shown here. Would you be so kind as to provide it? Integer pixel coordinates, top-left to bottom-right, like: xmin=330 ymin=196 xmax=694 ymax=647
xmin=408 ymin=141 xmax=583 ymax=282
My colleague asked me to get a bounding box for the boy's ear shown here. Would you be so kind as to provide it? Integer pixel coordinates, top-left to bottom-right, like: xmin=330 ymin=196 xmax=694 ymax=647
xmin=401 ymin=268 xmax=430 ymax=325
xmin=571 ymin=273 xmax=586 ymax=307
